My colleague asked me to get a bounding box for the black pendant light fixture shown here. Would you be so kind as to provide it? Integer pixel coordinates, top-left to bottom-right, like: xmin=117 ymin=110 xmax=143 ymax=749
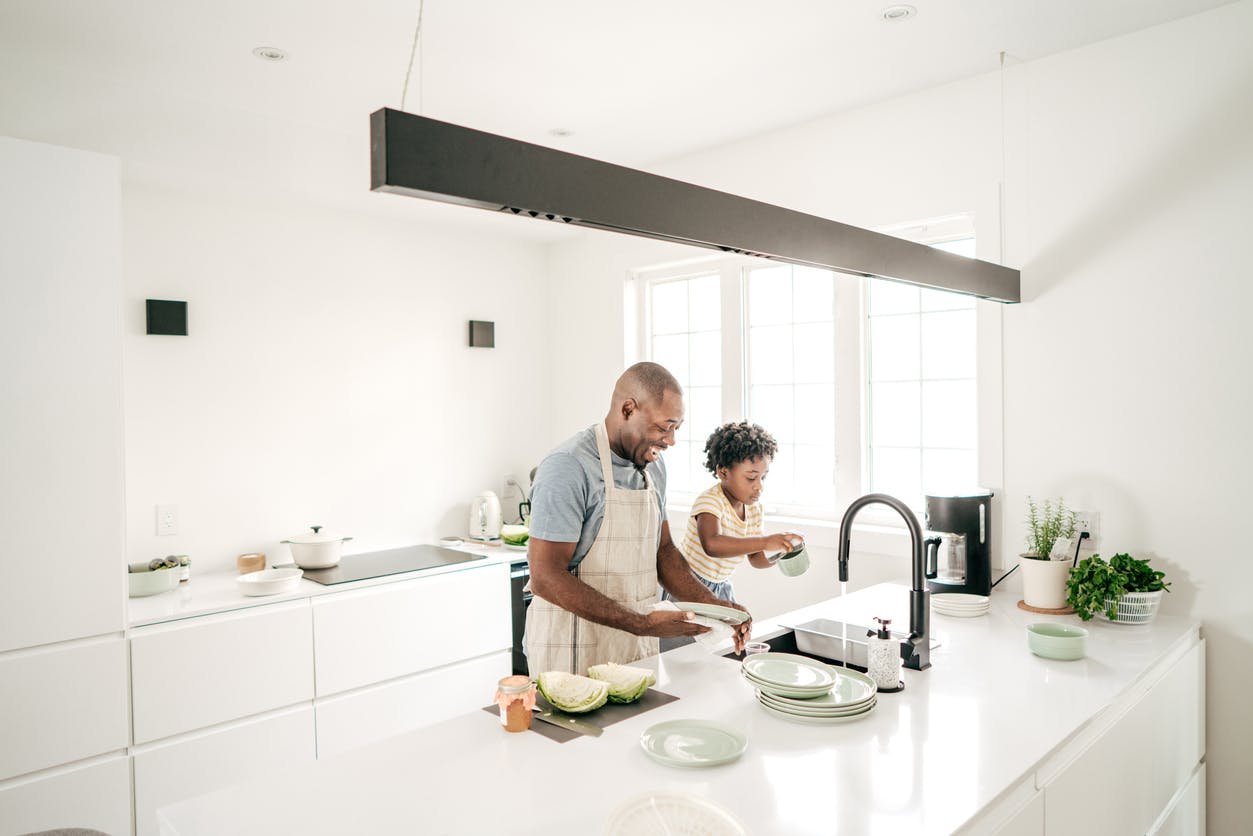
xmin=369 ymin=108 xmax=1020 ymax=303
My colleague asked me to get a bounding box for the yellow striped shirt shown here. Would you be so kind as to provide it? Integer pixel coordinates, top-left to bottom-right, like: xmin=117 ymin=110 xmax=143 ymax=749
xmin=680 ymin=483 xmax=765 ymax=582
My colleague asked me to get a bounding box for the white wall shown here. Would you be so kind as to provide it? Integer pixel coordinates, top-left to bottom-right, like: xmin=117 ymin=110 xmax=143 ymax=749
xmin=545 ymin=3 xmax=1253 ymax=832
xmin=123 ymin=180 xmax=553 ymax=573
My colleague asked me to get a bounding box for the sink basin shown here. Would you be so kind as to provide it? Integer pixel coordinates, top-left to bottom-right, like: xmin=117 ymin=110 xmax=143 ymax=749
xmin=785 ymin=619 xmax=942 ymax=669
xmin=721 ymin=629 xmax=870 ymax=673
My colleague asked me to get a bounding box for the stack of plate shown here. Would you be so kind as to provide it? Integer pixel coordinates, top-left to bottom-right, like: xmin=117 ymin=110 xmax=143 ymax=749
xmin=932 ymin=593 xmax=990 ymax=618
xmin=741 ymin=652 xmax=878 ymax=725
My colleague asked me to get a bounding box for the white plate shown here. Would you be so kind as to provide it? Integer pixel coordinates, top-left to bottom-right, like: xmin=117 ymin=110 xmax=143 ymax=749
xmin=672 ymin=601 xmax=749 ymax=625
xmin=639 ymin=719 xmax=748 ymax=768
xmin=760 ymin=667 xmax=877 ymax=707
xmin=756 ymin=694 xmax=877 ymax=725
xmin=237 ymin=567 xmax=303 ymax=596
xmin=740 ymin=668 xmax=833 ymax=699
xmin=934 ymin=608 xmax=988 ymax=619
xmin=758 ymin=691 xmax=877 ymax=717
xmin=606 ymin=793 xmax=748 ymax=836
xmin=742 ymin=652 xmax=837 ymax=690
xmin=932 ymin=593 xmax=989 ymax=606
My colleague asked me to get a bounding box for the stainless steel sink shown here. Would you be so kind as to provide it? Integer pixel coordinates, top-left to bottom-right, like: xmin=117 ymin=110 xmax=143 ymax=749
xmin=783 ymin=618 xmax=941 ymax=669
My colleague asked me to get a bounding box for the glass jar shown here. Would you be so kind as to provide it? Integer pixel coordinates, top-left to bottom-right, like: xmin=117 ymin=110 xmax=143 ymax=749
xmin=494 ymin=675 xmax=536 ymax=733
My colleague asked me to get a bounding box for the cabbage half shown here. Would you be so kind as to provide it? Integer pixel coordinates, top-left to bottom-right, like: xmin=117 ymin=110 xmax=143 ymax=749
xmin=535 ymin=671 xmax=609 ymax=713
xmin=500 ymin=524 xmax=529 ymax=546
xmin=587 ymin=662 xmax=657 ymax=704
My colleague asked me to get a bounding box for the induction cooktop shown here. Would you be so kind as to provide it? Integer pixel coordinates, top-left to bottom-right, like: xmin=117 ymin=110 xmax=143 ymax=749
xmin=293 ymin=544 xmax=486 ymax=586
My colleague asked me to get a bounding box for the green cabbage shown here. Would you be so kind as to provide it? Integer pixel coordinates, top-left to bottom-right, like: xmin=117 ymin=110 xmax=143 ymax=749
xmin=587 ymin=662 xmax=656 ymax=704
xmin=500 ymin=524 xmax=529 ymax=546
xmin=535 ymin=671 xmax=609 ymax=713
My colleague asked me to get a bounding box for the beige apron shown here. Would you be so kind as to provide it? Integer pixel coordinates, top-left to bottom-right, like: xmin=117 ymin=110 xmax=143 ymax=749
xmin=524 ymin=421 xmax=661 ymax=675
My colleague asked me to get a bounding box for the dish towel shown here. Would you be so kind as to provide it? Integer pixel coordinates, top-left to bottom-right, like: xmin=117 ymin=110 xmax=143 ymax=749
xmin=651 ymin=600 xmax=733 ymax=649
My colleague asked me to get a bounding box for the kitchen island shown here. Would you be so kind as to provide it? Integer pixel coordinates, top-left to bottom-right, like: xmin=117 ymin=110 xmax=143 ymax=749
xmin=155 ymin=582 xmax=1203 ymax=835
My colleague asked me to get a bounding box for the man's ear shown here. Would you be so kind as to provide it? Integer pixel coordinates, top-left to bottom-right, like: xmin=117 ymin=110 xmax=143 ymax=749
xmin=620 ymin=398 xmax=637 ymax=420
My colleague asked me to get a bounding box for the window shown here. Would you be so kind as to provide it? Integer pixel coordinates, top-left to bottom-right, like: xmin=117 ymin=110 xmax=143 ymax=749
xmin=867 ymin=237 xmax=979 ymax=509
xmin=632 ymin=218 xmax=988 ymax=521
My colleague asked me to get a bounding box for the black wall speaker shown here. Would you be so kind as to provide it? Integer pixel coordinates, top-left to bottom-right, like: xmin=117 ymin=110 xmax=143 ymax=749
xmin=146 ymin=299 xmax=188 ymax=336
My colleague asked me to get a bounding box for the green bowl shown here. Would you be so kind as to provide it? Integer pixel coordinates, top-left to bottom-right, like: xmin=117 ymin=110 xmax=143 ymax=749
xmin=1026 ymin=622 xmax=1088 ymax=661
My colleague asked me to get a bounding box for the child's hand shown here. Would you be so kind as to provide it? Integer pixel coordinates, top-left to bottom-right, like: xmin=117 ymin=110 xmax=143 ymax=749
xmin=765 ymin=532 xmax=803 ymax=556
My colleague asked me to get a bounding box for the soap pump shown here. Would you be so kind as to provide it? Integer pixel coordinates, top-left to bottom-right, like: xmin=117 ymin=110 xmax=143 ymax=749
xmin=866 ymin=616 xmax=902 ymax=691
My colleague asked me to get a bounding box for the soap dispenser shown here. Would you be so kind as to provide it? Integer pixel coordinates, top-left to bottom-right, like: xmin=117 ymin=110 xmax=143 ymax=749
xmin=866 ymin=617 xmax=901 ymax=691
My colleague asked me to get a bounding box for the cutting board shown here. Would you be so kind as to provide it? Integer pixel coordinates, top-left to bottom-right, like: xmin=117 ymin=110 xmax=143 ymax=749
xmin=482 ymin=688 xmax=678 ymax=743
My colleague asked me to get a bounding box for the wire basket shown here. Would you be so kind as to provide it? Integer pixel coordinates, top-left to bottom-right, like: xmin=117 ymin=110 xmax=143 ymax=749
xmin=1102 ymin=589 xmax=1165 ymax=624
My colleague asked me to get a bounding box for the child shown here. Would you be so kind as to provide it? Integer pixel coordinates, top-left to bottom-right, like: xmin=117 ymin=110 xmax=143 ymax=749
xmin=670 ymin=421 xmax=803 ymax=603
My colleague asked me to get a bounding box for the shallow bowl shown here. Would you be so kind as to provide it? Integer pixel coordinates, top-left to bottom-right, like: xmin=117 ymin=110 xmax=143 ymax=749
xmin=128 ymin=569 xmax=178 ymax=598
xmin=1026 ymin=622 xmax=1088 ymax=661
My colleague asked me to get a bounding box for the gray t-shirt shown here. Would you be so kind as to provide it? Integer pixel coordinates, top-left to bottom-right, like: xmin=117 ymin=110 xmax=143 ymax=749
xmin=528 ymin=424 xmax=668 ymax=571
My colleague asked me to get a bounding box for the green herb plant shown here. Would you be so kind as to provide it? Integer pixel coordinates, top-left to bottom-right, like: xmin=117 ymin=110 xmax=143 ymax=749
xmin=1066 ymin=552 xmax=1171 ymax=621
xmin=1024 ymin=496 xmax=1078 ymax=561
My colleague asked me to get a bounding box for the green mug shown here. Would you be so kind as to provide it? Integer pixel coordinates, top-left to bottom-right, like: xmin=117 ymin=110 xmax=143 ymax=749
xmin=777 ymin=545 xmax=810 ymax=577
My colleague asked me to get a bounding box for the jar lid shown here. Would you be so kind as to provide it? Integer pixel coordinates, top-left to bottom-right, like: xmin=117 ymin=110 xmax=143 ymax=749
xmin=497 ymin=675 xmax=533 ymax=694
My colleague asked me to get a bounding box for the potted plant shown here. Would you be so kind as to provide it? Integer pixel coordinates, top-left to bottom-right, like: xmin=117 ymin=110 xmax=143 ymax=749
xmin=1066 ymin=553 xmax=1170 ymax=623
xmin=1019 ymin=496 xmax=1078 ymax=609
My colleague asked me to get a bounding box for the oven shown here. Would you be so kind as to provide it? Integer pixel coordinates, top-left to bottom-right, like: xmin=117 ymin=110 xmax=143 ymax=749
xmin=509 ymin=558 xmax=533 ymax=675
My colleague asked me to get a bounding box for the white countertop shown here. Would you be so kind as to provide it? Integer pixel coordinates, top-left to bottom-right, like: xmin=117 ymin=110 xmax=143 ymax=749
xmin=155 ymin=581 xmax=1200 ymax=835
xmin=126 ymin=543 xmax=520 ymax=627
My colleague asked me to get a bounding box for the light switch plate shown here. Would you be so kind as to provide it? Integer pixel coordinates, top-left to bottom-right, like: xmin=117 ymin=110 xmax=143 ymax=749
xmin=156 ymin=504 xmax=177 ymax=536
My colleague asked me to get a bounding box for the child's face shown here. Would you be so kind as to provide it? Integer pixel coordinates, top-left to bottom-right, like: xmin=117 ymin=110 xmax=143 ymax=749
xmin=717 ymin=456 xmax=772 ymax=505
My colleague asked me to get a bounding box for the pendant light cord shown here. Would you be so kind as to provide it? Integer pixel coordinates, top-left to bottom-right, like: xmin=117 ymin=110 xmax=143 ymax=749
xmin=400 ymin=0 xmax=426 ymax=113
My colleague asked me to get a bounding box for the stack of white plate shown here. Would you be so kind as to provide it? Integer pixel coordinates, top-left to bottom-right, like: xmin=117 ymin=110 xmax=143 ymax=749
xmin=741 ymin=652 xmax=878 ymax=725
xmin=932 ymin=593 xmax=990 ymax=618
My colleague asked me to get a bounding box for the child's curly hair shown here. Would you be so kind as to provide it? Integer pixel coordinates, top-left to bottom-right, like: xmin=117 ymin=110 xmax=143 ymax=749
xmin=703 ymin=421 xmax=778 ymax=475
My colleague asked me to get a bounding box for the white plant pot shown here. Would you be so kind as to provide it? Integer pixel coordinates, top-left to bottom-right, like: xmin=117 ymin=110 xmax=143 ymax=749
xmin=1019 ymin=554 xmax=1073 ymax=610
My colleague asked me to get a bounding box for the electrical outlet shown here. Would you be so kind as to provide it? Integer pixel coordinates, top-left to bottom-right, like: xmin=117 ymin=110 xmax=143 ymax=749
xmin=1073 ymin=509 xmax=1100 ymax=551
xmin=156 ymin=504 xmax=177 ymax=536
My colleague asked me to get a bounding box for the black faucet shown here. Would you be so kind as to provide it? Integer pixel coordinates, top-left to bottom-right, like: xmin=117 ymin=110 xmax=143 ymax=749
xmin=837 ymin=493 xmax=931 ymax=671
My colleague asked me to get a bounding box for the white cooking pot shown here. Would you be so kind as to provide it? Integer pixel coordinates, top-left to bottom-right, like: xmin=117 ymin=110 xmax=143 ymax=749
xmin=282 ymin=525 xmax=353 ymax=569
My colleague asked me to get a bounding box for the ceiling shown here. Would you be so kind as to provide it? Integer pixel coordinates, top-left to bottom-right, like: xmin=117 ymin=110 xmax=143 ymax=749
xmin=0 ymin=0 xmax=1234 ymax=239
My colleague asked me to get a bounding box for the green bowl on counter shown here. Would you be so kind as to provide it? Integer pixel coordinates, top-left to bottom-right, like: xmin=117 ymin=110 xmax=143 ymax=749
xmin=1026 ymin=622 xmax=1088 ymax=661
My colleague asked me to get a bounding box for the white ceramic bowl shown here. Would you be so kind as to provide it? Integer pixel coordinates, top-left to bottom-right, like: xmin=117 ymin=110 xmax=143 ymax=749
xmin=1026 ymin=622 xmax=1088 ymax=661
xmin=128 ymin=569 xmax=178 ymax=598
xmin=282 ymin=526 xmax=352 ymax=569
xmin=237 ymin=567 xmax=304 ymax=597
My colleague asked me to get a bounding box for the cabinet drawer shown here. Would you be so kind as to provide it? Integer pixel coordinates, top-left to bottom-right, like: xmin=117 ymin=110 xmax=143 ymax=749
xmin=0 ymin=637 xmax=128 ymax=780
xmin=132 ymin=706 xmax=314 ymax=836
xmin=312 ymin=564 xmax=510 ymax=696
xmin=131 ymin=600 xmax=314 ymax=744
xmin=0 ymin=755 xmax=131 ymax=836
xmin=315 ymin=650 xmax=510 ymax=759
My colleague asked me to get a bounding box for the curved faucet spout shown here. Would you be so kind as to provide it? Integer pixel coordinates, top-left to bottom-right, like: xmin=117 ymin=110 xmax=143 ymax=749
xmin=837 ymin=492 xmax=931 ymax=670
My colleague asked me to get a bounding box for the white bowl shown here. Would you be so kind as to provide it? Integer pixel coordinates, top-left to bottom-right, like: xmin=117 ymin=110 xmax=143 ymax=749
xmin=237 ymin=567 xmax=304 ymax=597
xmin=128 ymin=569 xmax=178 ymax=598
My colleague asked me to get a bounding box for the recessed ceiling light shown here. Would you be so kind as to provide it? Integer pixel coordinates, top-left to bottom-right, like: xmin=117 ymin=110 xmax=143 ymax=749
xmin=881 ymin=5 xmax=917 ymax=22
xmin=252 ymin=46 xmax=288 ymax=62
xmin=549 ymin=128 xmax=574 ymax=138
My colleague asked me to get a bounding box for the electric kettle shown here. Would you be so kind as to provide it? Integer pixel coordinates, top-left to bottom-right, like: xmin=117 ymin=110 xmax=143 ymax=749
xmin=469 ymin=490 xmax=503 ymax=540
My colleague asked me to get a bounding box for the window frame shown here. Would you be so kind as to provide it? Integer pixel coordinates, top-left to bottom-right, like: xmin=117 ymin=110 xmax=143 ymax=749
xmin=628 ymin=215 xmax=1002 ymax=539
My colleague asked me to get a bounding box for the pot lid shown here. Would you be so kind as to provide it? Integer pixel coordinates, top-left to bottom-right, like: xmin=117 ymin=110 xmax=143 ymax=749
xmin=285 ymin=525 xmax=348 ymax=544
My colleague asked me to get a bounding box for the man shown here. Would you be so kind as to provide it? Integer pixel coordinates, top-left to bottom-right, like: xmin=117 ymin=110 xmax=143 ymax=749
xmin=525 ymin=362 xmax=752 ymax=675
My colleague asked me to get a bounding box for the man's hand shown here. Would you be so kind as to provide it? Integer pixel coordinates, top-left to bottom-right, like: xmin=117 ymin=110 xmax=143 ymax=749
xmin=727 ymin=601 xmax=753 ymax=653
xmin=638 ymin=609 xmax=711 ymax=639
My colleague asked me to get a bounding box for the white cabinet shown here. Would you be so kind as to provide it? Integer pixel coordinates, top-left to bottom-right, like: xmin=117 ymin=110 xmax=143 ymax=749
xmin=992 ymin=791 xmax=1044 ymax=836
xmin=1149 ymin=763 xmax=1204 ymax=836
xmin=132 ymin=705 xmax=314 ymax=836
xmin=0 ymin=137 xmax=124 ymax=654
xmin=131 ymin=600 xmax=314 ymax=744
xmin=315 ymin=650 xmax=510 ymax=759
xmin=0 ymin=637 xmax=128 ymax=781
xmin=0 ymin=756 xmax=131 ymax=836
xmin=312 ymin=563 xmax=510 ymax=697
xmin=1042 ymin=641 xmax=1204 ymax=836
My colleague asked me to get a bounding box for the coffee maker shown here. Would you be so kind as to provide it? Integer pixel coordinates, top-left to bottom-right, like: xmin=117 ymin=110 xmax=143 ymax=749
xmin=924 ymin=491 xmax=993 ymax=596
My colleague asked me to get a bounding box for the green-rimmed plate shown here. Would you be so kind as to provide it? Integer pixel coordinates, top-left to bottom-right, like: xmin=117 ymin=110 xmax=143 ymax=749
xmin=755 ymin=693 xmax=877 ymax=725
xmin=639 ymin=719 xmax=748 ymax=768
xmin=761 ymin=667 xmax=877 ymax=707
xmin=742 ymin=652 xmax=837 ymax=690
xmin=672 ymin=601 xmax=748 ymax=625
xmin=740 ymin=668 xmax=832 ymax=699
xmin=758 ymin=691 xmax=877 ymax=717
